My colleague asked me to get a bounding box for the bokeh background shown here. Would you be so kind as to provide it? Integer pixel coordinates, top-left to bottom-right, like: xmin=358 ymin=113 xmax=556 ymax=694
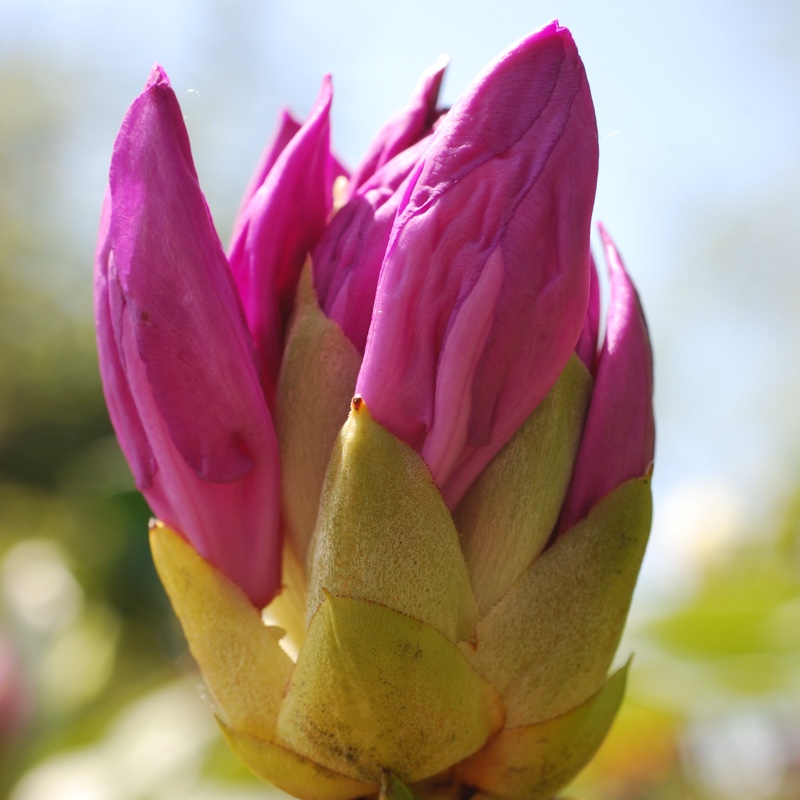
xmin=1 ymin=1 xmax=799 ymax=798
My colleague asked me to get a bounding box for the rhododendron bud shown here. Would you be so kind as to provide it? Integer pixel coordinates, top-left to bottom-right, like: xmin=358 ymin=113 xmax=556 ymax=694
xmin=96 ymin=19 xmax=654 ymax=800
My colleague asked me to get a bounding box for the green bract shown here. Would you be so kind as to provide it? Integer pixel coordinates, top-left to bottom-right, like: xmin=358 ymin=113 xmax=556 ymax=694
xmin=151 ymin=292 xmax=652 ymax=798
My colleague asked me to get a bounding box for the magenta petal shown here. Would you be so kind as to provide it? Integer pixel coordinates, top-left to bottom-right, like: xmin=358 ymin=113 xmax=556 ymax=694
xmin=314 ymin=138 xmax=429 ymax=353
xmin=347 ymin=57 xmax=446 ymax=194
xmin=98 ymin=66 xmax=281 ymax=606
xmin=557 ymin=226 xmax=655 ymax=536
xmin=228 ymin=78 xmax=335 ymax=408
xmin=575 ymin=254 xmax=600 ymax=372
xmin=95 ymin=192 xmax=157 ymax=489
xmin=230 ymin=109 xmax=302 ymax=247
xmin=356 ymin=22 xmax=598 ymax=508
xmin=110 ymin=66 xmax=271 ymax=483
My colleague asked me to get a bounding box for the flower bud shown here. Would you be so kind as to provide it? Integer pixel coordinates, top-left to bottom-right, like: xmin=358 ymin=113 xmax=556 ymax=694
xmin=97 ymin=19 xmax=655 ymax=800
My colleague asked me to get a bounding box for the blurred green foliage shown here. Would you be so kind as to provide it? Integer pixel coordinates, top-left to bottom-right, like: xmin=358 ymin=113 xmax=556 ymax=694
xmin=0 ymin=61 xmax=181 ymax=795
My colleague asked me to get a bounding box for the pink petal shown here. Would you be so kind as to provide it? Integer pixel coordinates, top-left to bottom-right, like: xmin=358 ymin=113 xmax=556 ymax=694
xmin=228 ymin=77 xmax=336 ymax=408
xmin=314 ymin=137 xmax=430 ymax=353
xmin=95 ymin=190 xmax=157 ymax=488
xmin=347 ymin=57 xmax=446 ymax=194
xmin=356 ymin=22 xmax=598 ymax=508
xmin=557 ymin=225 xmax=655 ymax=536
xmin=97 ymin=65 xmax=281 ymax=606
xmin=575 ymin=254 xmax=601 ymax=372
xmin=230 ymin=109 xmax=302 ymax=247
xmin=110 ymin=66 xmax=269 ymax=482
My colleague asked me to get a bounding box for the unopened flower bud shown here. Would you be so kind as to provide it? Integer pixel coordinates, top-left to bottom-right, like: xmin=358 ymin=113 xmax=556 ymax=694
xmin=97 ymin=19 xmax=654 ymax=800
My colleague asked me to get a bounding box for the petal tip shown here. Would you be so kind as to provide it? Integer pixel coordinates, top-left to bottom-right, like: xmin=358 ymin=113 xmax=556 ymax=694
xmin=321 ymin=73 xmax=333 ymax=98
xmin=146 ymin=64 xmax=171 ymax=91
xmin=520 ymin=18 xmax=577 ymax=55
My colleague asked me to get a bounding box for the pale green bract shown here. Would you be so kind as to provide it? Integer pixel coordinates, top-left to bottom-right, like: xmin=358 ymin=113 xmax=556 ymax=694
xmin=150 ymin=270 xmax=652 ymax=800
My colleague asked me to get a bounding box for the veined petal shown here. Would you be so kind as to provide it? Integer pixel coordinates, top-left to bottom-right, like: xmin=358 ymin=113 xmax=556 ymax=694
xmin=557 ymin=225 xmax=655 ymax=535
xmin=312 ymin=66 xmax=444 ymax=353
xmin=356 ymin=21 xmax=598 ymax=508
xmin=97 ymin=65 xmax=281 ymax=606
xmin=314 ymin=138 xmax=429 ymax=353
xmin=347 ymin=57 xmax=446 ymax=194
xmin=228 ymin=77 xmax=336 ymax=408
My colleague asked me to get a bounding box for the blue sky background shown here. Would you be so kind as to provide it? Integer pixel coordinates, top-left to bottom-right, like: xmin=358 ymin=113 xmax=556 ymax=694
xmin=2 ymin=0 xmax=799 ymax=601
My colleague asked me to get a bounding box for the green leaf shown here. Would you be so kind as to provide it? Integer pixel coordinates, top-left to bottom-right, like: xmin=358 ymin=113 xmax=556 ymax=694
xmin=276 ymin=594 xmax=504 ymax=783
xmin=646 ymin=559 xmax=800 ymax=658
